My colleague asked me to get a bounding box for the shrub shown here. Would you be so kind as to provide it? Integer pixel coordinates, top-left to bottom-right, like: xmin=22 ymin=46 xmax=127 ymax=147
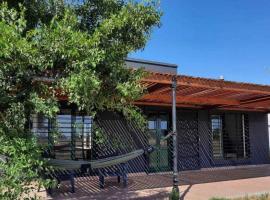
xmin=169 ymin=187 xmax=180 ymax=200
xmin=0 ymin=135 xmax=53 ymax=199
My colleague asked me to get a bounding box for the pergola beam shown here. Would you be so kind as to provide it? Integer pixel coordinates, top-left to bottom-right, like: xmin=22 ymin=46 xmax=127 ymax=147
xmin=187 ymin=88 xmax=218 ymax=97
xmin=142 ymin=74 xmax=270 ymax=95
xmin=217 ymin=106 xmax=268 ymax=112
xmin=141 ymin=94 xmax=240 ymax=106
xmin=134 ymin=101 xmax=202 ymax=108
xmin=240 ymin=95 xmax=270 ymax=105
xmin=147 ymin=83 xmax=171 ymax=94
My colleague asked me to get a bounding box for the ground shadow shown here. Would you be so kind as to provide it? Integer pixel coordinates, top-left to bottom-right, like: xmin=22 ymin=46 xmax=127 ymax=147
xmin=48 ymin=164 xmax=270 ymax=200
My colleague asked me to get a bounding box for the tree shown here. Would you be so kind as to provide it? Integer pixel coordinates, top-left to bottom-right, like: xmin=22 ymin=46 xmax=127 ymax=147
xmin=4 ymin=0 xmax=65 ymax=31
xmin=0 ymin=1 xmax=160 ymax=198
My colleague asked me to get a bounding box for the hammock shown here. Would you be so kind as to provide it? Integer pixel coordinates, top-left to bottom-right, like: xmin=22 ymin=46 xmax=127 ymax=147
xmin=47 ymin=149 xmax=144 ymax=170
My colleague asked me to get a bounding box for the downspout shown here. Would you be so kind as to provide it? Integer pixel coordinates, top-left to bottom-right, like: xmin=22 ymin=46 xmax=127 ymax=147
xmin=171 ymin=76 xmax=179 ymax=194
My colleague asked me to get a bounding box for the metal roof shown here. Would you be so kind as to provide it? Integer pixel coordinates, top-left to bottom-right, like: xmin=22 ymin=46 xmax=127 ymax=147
xmin=125 ymin=58 xmax=178 ymax=68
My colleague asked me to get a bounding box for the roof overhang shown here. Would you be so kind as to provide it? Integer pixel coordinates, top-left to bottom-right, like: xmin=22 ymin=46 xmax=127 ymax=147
xmin=135 ymin=72 xmax=270 ymax=112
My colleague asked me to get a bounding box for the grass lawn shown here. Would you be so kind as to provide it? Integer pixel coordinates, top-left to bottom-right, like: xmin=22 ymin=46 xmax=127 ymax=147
xmin=210 ymin=193 xmax=270 ymax=200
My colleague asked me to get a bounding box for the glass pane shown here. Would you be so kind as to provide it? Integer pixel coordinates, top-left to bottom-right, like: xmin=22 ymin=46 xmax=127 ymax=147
xmin=74 ymin=115 xmax=92 ymax=159
xmin=31 ymin=114 xmax=48 ymax=146
xmin=148 ymin=120 xmax=156 ymax=130
xmin=55 ymin=114 xmax=72 ymax=159
xmin=160 ymin=121 xmax=168 ymax=130
xmin=83 ymin=116 xmax=92 ymax=149
xmin=211 ymin=115 xmax=223 ymax=159
xmin=148 ymin=114 xmax=170 ymax=172
xmin=57 ymin=115 xmax=72 ymax=139
xmin=224 ymin=113 xmax=245 ymax=159
xmin=149 ymin=130 xmax=157 ymax=146
xmin=160 ymin=130 xmax=168 ymax=148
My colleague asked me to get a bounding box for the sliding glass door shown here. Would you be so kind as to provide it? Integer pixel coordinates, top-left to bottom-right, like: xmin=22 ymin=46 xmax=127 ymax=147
xmin=148 ymin=113 xmax=171 ymax=172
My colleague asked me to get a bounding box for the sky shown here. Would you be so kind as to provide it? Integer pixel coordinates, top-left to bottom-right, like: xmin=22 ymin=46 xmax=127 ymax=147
xmin=130 ymin=0 xmax=270 ymax=85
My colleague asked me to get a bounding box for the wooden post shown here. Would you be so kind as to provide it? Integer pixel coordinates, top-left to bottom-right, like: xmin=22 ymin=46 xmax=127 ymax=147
xmin=171 ymin=76 xmax=179 ymax=195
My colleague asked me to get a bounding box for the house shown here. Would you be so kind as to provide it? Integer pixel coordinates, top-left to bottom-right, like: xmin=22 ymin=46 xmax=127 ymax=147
xmin=31 ymin=58 xmax=270 ymax=173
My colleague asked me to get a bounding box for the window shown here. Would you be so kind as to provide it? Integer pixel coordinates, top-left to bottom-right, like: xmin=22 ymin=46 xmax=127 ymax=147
xmin=31 ymin=114 xmax=49 ymax=146
xmin=211 ymin=115 xmax=223 ymax=159
xmin=31 ymin=109 xmax=93 ymax=160
xmin=211 ymin=113 xmax=250 ymax=160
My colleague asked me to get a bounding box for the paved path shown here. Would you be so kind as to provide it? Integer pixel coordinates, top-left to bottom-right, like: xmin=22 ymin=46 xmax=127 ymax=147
xmin=181 ymin=176 xmax=270 ymax=200
xmin=41 ymin=165 xmax=270 ymax=200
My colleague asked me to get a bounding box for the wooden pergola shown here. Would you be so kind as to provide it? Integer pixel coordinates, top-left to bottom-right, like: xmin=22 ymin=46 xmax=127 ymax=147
xmin=136 ymin=72 xmax=270 ymax=112
xmin=136 ymin=72 xmax=270 ymax=192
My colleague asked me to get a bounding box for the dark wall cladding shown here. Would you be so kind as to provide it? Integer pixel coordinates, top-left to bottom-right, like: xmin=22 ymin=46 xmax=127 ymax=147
xmin=177 ymin=110 xmax=200 ymax=171
xmin=94 ymin=111 xmax=149 ymax=173
xmin=198 ymin=110 xmax=212 ymax=168
xmin=32 ymin=106 xmax=270 ymax=172
xmin=95 ymin=109 xmax=270 ymax=172
xmin=249 ymin=113 xmax=270 ymax=164
xmin=198 ymin=110 xmax=270 ymax=168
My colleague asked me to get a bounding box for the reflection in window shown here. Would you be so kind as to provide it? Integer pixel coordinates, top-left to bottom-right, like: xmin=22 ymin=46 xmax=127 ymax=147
xmin=160 ymin=121 xmax=168 ymax=130
xmin=148 ymin=120 xmax=156 ymax=130
xmin=211 ymin=115 xmax=223 ymax=159
xmin=31 ymin=114 xmax=49 ymax=146
xmin=211 ymin=114 xmax=250 ymax=160
xmin=31 ymin=110 xmax=92 ymax=160
xmin=54 ymin=113 xmax=72 ymax=159
xmin=148 ymin=120 xmax=156 ymax=146
xmin=56 ymin=114 xmax=72 ymax=139
xmin=74 ymin=115 xmax=92 ymax=159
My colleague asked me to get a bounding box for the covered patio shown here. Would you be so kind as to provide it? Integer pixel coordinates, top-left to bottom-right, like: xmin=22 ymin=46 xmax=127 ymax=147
xmin=36 ymin=72 xmax=270 ymax=199
xmin=42 ymin=164 xmax=270 ymax=200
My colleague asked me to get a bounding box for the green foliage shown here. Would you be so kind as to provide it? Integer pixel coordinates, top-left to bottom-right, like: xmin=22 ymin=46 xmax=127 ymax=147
xmin=93 ymin=124 xmax=128 ymax=150
xmin=169 ymin=187 xmax=180 ymax=200
xmin=5 ymin=0 xmax=65 ymax=31
xmin=0 ymin=1 xmax=160 ymax=127
xmin=0 ymin=0 xmax=160 ymax=198
xmin=0 ymin=135 xmax=54 ymax=200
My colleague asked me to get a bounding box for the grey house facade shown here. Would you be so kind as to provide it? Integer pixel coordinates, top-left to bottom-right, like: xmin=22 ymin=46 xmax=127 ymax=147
xmin=32 ymin=58 xmax=270 ymax=173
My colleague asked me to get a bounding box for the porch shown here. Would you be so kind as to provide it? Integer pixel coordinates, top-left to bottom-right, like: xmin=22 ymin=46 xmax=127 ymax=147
xmin=32 ymin=71 xmax=270 ymax=199
xmin=43 ymin=164 xmax=270 ymax=200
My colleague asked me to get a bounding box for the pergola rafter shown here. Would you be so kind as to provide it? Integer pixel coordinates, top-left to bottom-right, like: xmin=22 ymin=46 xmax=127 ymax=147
xmin=141 ymin=94 xmax=240 ymax=106
xmin=137 ymin=72 xmax=270 ymax=112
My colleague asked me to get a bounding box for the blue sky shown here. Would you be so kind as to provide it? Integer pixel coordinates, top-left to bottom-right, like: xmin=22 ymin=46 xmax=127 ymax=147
xmin=130 ymin=0 xmax=270 ymax=85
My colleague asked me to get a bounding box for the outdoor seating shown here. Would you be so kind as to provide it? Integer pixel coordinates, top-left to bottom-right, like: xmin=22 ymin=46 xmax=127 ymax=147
xmin=96 ymin=151 xmax=128 ymax=189
xmin=46 ymin=149 xmax=146 ymax=193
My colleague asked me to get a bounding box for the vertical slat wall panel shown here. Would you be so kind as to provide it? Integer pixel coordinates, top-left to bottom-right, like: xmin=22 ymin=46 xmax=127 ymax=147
xmin=177 ymin=110 xmax=200 ymax=171
xmin=93 ymin=111 xmax=149 ymax=173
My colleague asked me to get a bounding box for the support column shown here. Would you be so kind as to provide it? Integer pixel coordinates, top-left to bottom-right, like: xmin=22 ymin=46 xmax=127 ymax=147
xmin=171 ymin=76 xmax=179 ymax=194
xmin=71 ymin=106 xmax=76 ymax=160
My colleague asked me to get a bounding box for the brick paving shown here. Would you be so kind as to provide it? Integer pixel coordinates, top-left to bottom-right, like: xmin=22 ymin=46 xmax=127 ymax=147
xmin=40 ymin=164 xmax=270 ymax=200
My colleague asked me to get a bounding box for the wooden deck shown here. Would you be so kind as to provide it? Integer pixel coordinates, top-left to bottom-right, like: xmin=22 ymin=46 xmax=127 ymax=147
xmin=45 ymin=164 xmax=270 ymax=200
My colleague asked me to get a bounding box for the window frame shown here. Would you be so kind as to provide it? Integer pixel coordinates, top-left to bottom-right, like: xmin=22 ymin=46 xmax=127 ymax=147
xmin=209 ymin=112 xmax=249 ymax=161
xmin=210 ymin=114 xmax=224 ymax=159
